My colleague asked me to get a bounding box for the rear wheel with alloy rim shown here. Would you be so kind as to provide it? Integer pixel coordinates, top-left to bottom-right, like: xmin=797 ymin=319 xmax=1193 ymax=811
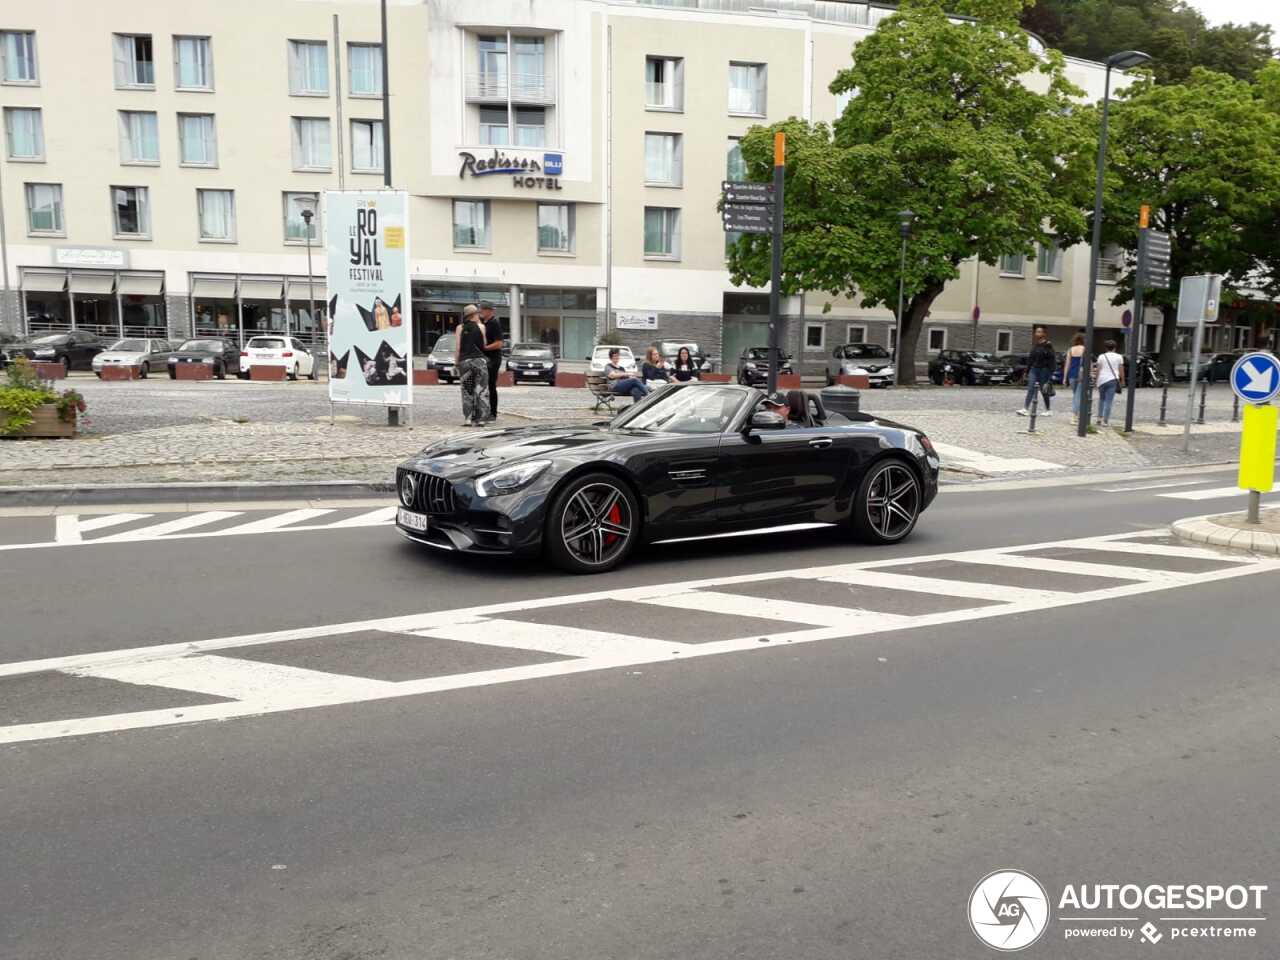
xmin=545 ymin=473 xmax=639 ymax=574
xmin=851 ymin=460 xmax=921 ymax=544
xmin=140 ymin=362 xmax=149 ymax=378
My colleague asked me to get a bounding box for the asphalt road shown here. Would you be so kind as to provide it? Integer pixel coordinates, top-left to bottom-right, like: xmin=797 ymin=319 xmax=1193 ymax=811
xmin=2 ymin=466 xmax=1277 ymax=960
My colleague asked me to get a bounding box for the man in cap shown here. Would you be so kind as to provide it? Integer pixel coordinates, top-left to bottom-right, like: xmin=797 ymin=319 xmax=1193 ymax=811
xmin=479 ymin=300 xmax=503 ymax=421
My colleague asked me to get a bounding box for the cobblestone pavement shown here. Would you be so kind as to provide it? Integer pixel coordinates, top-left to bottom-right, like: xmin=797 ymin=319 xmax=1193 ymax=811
xmin=0 ymin=374 xmax=1246 ymax=487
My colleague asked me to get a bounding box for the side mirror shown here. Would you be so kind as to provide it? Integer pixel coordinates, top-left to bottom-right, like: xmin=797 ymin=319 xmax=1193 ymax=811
xmin=749 ymin=411 xmax=787 ymax=432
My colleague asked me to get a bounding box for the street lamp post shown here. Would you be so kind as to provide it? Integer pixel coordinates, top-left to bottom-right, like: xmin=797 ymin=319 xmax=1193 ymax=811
xmin=894 ymin=210 xmax=916 ymax=385
xmin=1078 ymin=49 xmax=1152 ymax=437
xmin=301 ymin=208 xmax=319 ymax=371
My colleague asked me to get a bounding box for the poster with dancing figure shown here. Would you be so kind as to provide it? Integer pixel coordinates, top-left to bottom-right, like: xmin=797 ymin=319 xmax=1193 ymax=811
xmin=325 ymin=190 xmax=412 ymax=406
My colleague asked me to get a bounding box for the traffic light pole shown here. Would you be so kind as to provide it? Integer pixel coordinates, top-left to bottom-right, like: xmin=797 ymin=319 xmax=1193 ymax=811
xmin=767 ymin=132 xmax=785 ymax=396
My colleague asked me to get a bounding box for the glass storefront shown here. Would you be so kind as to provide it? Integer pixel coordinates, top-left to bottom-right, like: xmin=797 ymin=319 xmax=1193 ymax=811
xmin=188 ymin=274 xmax=326 ymax=347
xmin=522 ymin=287 xmax=597 ymax=359
xmin=19 ymin=268 xmax=166 ymax=339
xmin=411 ymin=283 xmax=512 ymax=356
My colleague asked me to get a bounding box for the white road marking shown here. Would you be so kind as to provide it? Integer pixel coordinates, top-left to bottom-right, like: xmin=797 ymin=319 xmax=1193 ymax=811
xmin=217 ymin=508 xmax=334 ymax=535
xmin=94 ymin=510 xmax=243 ymax=542
xmin=954 ymin=550 xmax=1187 ymax=583
xmin=929 ymin=440 xmax=1063 ymax=474
xmin=53 ymin=515 xmax=81 ymax=543
xmin=634 ymin=589 xmax=911 ymax=629
xmin=1094 ymin=479 xmax=1213 ymax=493
xmin=1159 ymin=486 xmax=1276 ymax=502
xmin=77 ymin=512 xmax=154 ymax=533
xmin=323 ymin=506 xmax=399 ymax=528
xmin=1 ymin=530 xmax=1275 ymax=747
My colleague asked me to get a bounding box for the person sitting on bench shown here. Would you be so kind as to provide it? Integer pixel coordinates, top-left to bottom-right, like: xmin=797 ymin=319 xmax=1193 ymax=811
xmin=606 ymin=348 xmax=650 ymax=403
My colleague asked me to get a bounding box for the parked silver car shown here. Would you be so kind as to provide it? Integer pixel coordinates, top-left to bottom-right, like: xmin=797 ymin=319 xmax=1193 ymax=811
xmin=92 ymin=338 xmax=172 ymax=378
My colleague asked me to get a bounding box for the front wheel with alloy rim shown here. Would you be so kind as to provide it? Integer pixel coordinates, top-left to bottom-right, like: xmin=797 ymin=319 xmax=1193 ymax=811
xmin=545 ymin=473 xmax=639 ymax=574
xmin=851 ymin=459 xmax=921 ymax=544
xmin=140 ymin=362 xmax=149 ymax=378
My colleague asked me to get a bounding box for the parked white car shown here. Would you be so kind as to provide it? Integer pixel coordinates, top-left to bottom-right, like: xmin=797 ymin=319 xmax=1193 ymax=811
xmin=91 ymin=338 xmax=172 ymax=378
xmin=588 ymin=345 xmax=637 ymax=374
xmin=240 ymin=335 xmax=317 ymax=380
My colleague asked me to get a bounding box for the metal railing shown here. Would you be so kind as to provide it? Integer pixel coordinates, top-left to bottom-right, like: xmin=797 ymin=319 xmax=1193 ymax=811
xmin=645 ymin=80 xmax=683 ymax=109
xmin=465 ymin=72 xmax=556 ymax=104
xmin=1097 ymin=258 xmax=1121 ymax=283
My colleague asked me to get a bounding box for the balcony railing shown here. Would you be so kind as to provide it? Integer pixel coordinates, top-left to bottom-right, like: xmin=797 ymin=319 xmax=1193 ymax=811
xmin=465 ymin=72 xmax=556 ymax=104
xmin=1097 ymin=258 xmax=1121 ymax=283
xmin=645 ymin=80 xmax=684 ymax=110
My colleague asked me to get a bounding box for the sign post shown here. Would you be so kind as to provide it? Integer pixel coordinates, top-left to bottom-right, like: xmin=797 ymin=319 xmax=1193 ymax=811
xmin=1123 ymin=208 xmax=1170 ymax=433
xmin=767 ymin=133 xmax=785 ymax=394
xmin=1231 ymin=351 xmax=1280 ymax=523
xmin=1177 ymin=274 xmax=1223 ymax=452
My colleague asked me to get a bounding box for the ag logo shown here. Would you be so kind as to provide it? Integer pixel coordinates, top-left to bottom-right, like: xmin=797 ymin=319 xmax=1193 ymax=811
xmin=968 ymin=869 xmax=1050 ymax=951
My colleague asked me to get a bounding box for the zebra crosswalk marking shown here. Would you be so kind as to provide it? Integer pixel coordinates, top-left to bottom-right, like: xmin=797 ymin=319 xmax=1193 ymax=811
xmin=94 ymin=510 xmax=243 ymax=542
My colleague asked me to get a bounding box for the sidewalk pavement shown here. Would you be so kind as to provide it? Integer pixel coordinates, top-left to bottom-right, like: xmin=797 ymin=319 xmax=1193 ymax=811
xmin=1172 ymin=508 xmax=1280 ymax=555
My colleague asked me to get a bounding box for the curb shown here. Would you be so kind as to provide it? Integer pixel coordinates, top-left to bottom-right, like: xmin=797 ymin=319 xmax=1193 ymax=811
xmin=0 ymin=479 xmax=395 ymax=508
xmin=1170 ymin=511 xmax=1280 ymax=556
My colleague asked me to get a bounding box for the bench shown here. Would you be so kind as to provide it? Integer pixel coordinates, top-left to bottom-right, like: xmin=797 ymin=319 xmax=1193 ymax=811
xmin=586 ymin=373 xmax=619 ymax=415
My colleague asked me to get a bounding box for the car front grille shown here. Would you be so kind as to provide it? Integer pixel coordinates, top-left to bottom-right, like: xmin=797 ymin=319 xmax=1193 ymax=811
xmin=400 ymin=469 xmax=457 ymax=515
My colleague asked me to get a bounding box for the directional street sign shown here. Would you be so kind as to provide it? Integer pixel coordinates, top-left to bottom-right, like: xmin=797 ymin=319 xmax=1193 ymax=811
xmin=722 ymin=203 xmax=772 ymax=234
xmin=721 ymin=181 xmax=773 ymax=203
xmin=1143 ymin=230 xmax=1171 ymax=288
xmin=1230 ymin=351 xmax=1280 ymax=406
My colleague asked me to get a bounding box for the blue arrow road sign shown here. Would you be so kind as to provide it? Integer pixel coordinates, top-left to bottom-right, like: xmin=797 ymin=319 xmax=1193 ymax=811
xmin=1230 ymin=351 xmax=1280 ymax=405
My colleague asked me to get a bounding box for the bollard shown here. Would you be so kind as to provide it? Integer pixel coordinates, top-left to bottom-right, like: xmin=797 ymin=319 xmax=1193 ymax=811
xmin=1232 ymin=392 xmax=1240 ymax=423
xmin=1027 ymin=391 xmax=1039 ymax=433
xmin=1158 ymin=384 xmax=1169 ymax=427
xmin=1197 ymin=380 xmax=1207 ymax=425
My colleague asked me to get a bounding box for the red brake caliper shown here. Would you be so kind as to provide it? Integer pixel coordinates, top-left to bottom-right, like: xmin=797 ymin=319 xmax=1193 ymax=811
xmin=603 ymin=503 xmax=622 ymax=546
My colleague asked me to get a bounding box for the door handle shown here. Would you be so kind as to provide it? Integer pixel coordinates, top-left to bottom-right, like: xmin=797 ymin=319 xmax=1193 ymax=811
xmin=808 ymin=437 xmax=833 ymax=449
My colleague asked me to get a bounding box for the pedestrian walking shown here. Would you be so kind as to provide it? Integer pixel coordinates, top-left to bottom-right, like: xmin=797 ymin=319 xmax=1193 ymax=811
xmin=456 ymin=304 xmax=490 ymax=426
xmin=1065 ymin=333 xmax=1085 ymax=423
xmin=1017 ymin=326 xmax=1056 ymax=417
xmin=479 ymin=300 xmax=503 ymax=422
xmin=1094 ymin=339 xmax=1125 ymax=427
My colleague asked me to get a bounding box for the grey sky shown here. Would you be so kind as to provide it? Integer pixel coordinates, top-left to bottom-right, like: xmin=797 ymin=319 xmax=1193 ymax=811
xmin=1190 ymin=0 xmax=1280 ymax=34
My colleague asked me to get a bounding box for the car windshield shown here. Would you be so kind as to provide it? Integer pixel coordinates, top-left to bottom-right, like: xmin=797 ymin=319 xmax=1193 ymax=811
xmin=595 ymin=347 xmax=633 ymax=362
xmin=613 ymin=385 xmax=745 ymax=434
xmin=846 ymin=345 xmax=890 ymax=359
xmin=31 ymin=334 xmax=65 ymax=344
xmin=433 ymin=340 xmax=456 ymax=356
xmin=660 ymin=342 xmax=698 ymax=355
xmin=958 ymin=352 xmax=996 ymax=361
xmin=248 ymin=338 xmax=287 ymax=349
xmin=512 ymin=345 xmax=553 ymax=357
xmin=178 ymin=340 xmax=222 ymax=352
xmin=109 ymin=339 xmax=147 ymax=352
xmin=744 ymin=348 xmax=771 ymax=359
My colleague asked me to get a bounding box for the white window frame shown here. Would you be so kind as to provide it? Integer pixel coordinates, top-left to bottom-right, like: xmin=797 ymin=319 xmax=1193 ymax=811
xmin=177 ymin=113 xmax=217 ymax=167
xmin=1036 ymin=241 xmax=1062 ymax=280
xmin=4 ymin=107 xmax=44 ymax=161
xmin=288 ymin=40 xmax=329 ymax=96
xmin=1097 ymin=242 xmax=1123 ymax=284
xmin=347 ymin=42 xmax=382 ymax=97
xmin=999 ymin=253 xmax=1025 ymax=277
xmin=110 ymin=185 xmax=151 ymax=240
xmin=927 ymin=327 xmax=947 ymax=352
xmin=350 ymin=118 xmax=384 ymax=174
xmin=645 ymin=56 xmax=684 ymax=112
xmin=117 ymin=110 xmax=160 ymax=165
xmin=536 ymin=202 xmax=574 ymax=255
xmin=996 ymin=329 xmax=1013 ymax=354
xmin=173 ymin=35 xmax=213 ymax=91
xmin=112 ymin=33 xmax=155 ymax=89
xmin=846 ymin=324 xmax=867 ymax=344
xmin=24 ymin=182 xmax=63 ymax=236
xmin=197 ymin=188 xmax=236 ymax=243
xmin=283 ymin=191 xmax=320 ymax=244
xmin=728 ymin=61 xmax=767 ymax=117
xmin=478 ymin=106 xmax=509 ymax=146
xmin=452 ymin=199 xmax=490 ymax=252
xmin=513 ymin=106 xmax=546 ymax=147
xmin=804 ymin=323 xmax=825 ymax=352
xmin=643 ymin=206 xmax=681 ymax=261
xmin=290 ymin=117 xmax=332 ymax=172
xmin=1 ymin=30 xmax=38 ymax=85
xmin=644 ymin=131 xmax=683 ymax=187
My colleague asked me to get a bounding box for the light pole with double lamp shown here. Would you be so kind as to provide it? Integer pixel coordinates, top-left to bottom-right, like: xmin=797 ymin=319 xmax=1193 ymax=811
xmin=1077 ymin=49 xmax=1153 ymax=437
xmin=300 ymin=207 xmax=319 ymax=369
xmin=894 ymin=210 xmax=916 ymax=385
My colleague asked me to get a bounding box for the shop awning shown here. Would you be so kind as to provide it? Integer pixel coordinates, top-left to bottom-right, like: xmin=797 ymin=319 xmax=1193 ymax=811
xmin=287 ymin=279 xmax=326 ymax=303
xmin=21 ymin=270 xmax=67 ymax=292
xmin=239 ymin=278 xmax=284 ymax=301
xmin=69 ymin=273 xmax=116 ymax=295
xmin=191 ymin=277 xmax=237 ymax=299
xmin=117 ymin=273 xmax=164 ymax=296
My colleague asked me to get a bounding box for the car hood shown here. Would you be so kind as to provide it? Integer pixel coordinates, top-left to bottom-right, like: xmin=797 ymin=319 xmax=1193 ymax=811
xmin=168 ymin=350 xmax=220 ymax=359
xmin=96 ymin=351 xmax=148 ymax=362
xmin=403 ymin=423 xmax=640 ymax=479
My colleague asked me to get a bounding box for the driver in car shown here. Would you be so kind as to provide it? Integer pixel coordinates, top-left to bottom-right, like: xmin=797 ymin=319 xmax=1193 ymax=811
xmin=759 ymin=392 xmax=806 ymax=427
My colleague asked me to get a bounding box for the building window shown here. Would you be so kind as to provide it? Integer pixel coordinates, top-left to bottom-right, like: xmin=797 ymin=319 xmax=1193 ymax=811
xmin=996 ymin=329 xmax=1013 ymax=353
xmin=174 ymin=36 xmax=213 ymax=90
xmin=1142 ymin=323 xmax=1158 ymax=353
xmin=1098 ymin=242 xmax=1123 ymax=283
xmin=1037 ymin=241 xmax=1062 ymax=279
xmin=728 ymin=62 xmax=766 ymax=116
xmin=726 ymin=137 xmax=747 ymax=182
xmin=477 ymin=34 xmax=508 ymax=91
xmin=118 ymin=111 xmax=160 ymax=164
xmin=847 ymin=324 xmax=867 ymax=344
xmin=515 ymin=107 xmax=545 ymax=147
xmin=927 ymin=327 xmax=947 ymax=351
xmin=645 ymin=56 xmax=683 ymax=111
xmin=291 ymin=117 xmax=331 ymax=171
xmin=805 ymin=323 xmax=825 ymax=350
xmin=113 ymin=34 xmax=154 ymax=88
xmin=512 ymin=36 xmax=545 ymax=93
xmin=111 ymin=186 xmax=150 ymax=238
xmin=178 ymin=113 xmax=217 ymax=167
xmin=643 ymin=207 xmax=680 ymax=259
xmin=350 ymin=119 xmax=384 ymax=173
xmin=348 ymin=43 xmax=382 ymax=96
xmin=644 ymin=132 xmax=682 ymax=186
xmin=478 ymin=107 xmax=508 ymax=145
xmin=999 ymin=253 xmax=1024 ymax=276
xmin=453 ymin=199 xmax=489 ymax=250
xmin=24 ymin=182 xmax=62 ymax=235
xmin=537 ymin=202 xmax=574 ymax=254
xmin=4 ymin=107 xmax=43 ymax=160
xmin=288 ymin=40 xmax=328 ymax=95
xmin=1 ymin=30 xmax=37 ymax=84
xmin=283 ymin=191 xmax=319 ymax=243
xmin=198 ymin=188 xmax=235 ymax=241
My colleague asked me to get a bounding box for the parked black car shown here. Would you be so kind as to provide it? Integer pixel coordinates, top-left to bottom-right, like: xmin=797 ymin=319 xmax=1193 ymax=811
xmin=1198 ymin=352 xmax=1246 ymax=383
xmin=736 ymin=346 xmax=794 ymax=386
xmin=3 ymin=330 xmax=106 ymax=371
xmin=395 ymin=382 xmax=940 ymax=573
xmin=506 ymin=342 xmax=558 ymax=385
xmin=927 ymin=350 xmax=1013 ymax=386
xmin=166 ymin=338 xmax=241 ymax=379
xmin=997 ymin=353 xmax=1029 ymax=384
xmin=650 ymin=340 xmax=713 ymax=373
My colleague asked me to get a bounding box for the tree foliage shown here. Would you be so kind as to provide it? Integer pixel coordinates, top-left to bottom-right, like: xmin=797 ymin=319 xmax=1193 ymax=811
xmin=726 ymin=0 xmax=1093 ymax=383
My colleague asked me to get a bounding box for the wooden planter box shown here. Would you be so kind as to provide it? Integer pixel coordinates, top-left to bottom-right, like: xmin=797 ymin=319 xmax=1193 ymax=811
xmin=8 ymin=403 xmax=75 ymax=439
xmin=497 ymin=371 xmax=515 ymax=387
xmin=100 ymin=364 xmax=141 ymax=381
xmin=553 ymin=372 xmax=587 ymax=389
xmin=174 ymin=363 xmax=212 ymax=381
xmin=33 ymin=361 xmax=66 ymax=380
xmin=776 ymin=374 xmax=802 ymax=389
xmin=412 ymin=369 xmax=439 ymax=386
xmin=835 ymin=374 xmax=871 ymax=390
xmin=250 ymin=365 xmax=288 ymax=381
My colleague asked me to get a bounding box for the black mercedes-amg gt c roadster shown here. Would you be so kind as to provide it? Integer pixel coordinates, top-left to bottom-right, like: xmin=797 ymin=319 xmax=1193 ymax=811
xmin=395 ymin=382 xmax=940 ymax=573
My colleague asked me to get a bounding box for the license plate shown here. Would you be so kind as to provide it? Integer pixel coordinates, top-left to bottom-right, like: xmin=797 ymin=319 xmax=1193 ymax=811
xmin=990 ymin=376 xmax=1006 ymax=383
xmin=397 ymin=508 xmax=428 ymax=532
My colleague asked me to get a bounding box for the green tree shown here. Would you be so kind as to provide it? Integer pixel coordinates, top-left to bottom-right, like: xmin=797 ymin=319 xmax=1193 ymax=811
xmin=726 ymin=0 xmax=1092 ymax=384
xmin=1098 ymin=68 xmax=1280 ymax=369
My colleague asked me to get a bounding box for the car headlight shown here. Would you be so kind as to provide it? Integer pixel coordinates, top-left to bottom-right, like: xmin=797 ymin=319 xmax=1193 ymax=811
xmin=744 ymin=362 xmax=757 ymax=370
xmin=427 ymin=353 xmax=436 ymax=364
xmin=474 ymin=459 xmax=553 ymax=497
